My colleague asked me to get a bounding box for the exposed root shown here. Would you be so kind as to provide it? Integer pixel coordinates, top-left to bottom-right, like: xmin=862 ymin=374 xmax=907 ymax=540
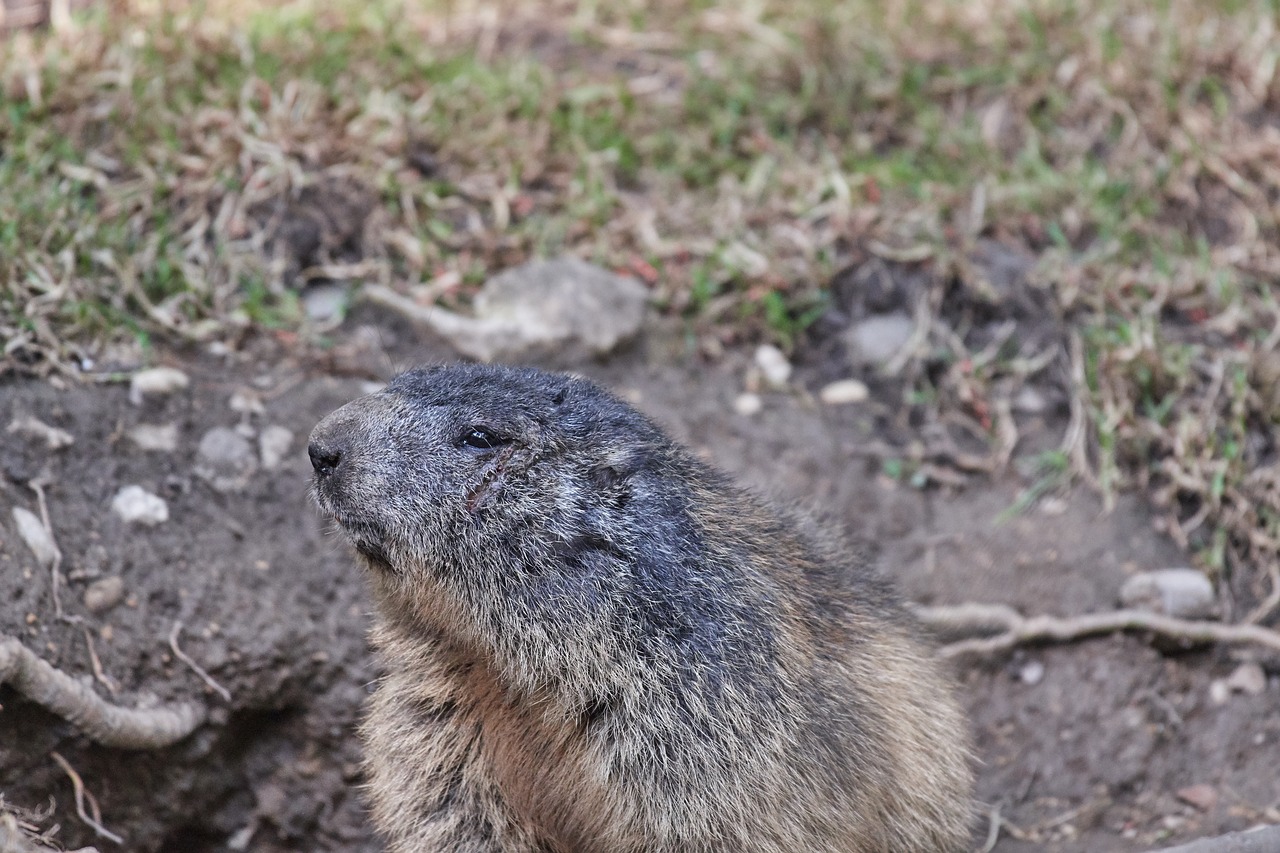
xmin=0 ymin=635 xmax=206 ymax=749
xmin=168 ymin=623 xmax=232 ymax=703
xmin=50 ymin=752 xmax=122 ymax=845
xmin=913 ymin=603 xmax=1280 ymax=659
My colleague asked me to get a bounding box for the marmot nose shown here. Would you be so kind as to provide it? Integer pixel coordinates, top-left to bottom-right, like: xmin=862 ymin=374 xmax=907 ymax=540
xmin=308 ymin=440 xmax=343 ymax=477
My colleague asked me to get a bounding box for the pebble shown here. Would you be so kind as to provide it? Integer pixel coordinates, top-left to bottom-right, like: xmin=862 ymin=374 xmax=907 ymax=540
xmin=1225 ymin=661 xmax=1266 ymax=696
xmin=1013 ymin=387 xmax=1049 ymax=415
xmin=83 ymin=576 xmax=125 ymax=613
xmin=1176 ymin=784 xmax=1219 ymax=812
xmin=1018 ymin=660 xmax=1045 ymax=686
xmin=733 ymin=393 xmax=764 ymax=417
xmin=12 ymin=507 xmax=58 ymax=568
xmin=7 ymin=415 xmax=74 ymax=449
xmin=847 ymin=313 xmax=914 ymax=364
xmin=229 ymin=389 xmax=266 ymax=417
xmin=302 ymin=283 xmax=349 ymax=323
xmin=128 ymin=423 xmax=179 ymax=453
xmin=259 ymin=425 xmax=295 ymax=470
xmin=195 ymin=427 xmax=259 ymax=492
xmin=1119 ymin=569 xmax=1215 ymax=619
xmin=111 ymin=485 xmax=170 ymax=526
xmin=819 ymin=379 xmax=870 ymax=405
xmin=754 ymin=344 xmax=792 ymax=389
xmin=129 ymin=367 xmax=190 ymax=405
xmin=1209 ymin=679 xmax=1231 ymax=705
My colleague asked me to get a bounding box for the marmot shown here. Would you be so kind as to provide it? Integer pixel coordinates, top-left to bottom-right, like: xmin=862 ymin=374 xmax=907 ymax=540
xmin=309 ymin=363 xmax=973 ymax=853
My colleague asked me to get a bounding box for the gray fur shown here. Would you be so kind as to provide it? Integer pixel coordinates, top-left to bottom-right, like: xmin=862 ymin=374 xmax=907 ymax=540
xmin=310 ymin=363 xmax=973 ymax=853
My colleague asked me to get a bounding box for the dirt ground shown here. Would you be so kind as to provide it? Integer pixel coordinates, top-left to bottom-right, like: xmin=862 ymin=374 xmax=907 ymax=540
xmin=2 ymin=299 xmax=1278 ymax=852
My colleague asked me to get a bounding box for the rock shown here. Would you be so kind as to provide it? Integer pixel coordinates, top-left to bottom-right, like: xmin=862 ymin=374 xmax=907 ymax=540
xmin=1018 ymin=660 xmax=1045 ymax=686
xmin=302 ymin=283 xmax=349 ymax=323
xmin=7 ymin=415 xmax=74 ymax=449
xmin=1209 ymin=679 xmax=1231 ymax=705
xmin=754 ymin=345 xmax=793 ymax=390
xmin=84 ymin=576 xmax=125 ymax=613
xmin=229 ymin=390 xmax=266 ymax=417
xmin=1176 ymin=784 xmax=1219 ymax=812
xmin=195 ymin=427 xmax=259 ymax=492
xmin=1013 ymin=387 xmax=1049 ymax=415
xmin=819 ymin=379 xmax=870 ymax=405
xmin=128 ymin=423 xmax=180 ymax=453
xmin=259 ymin=425 xmax=295 ymax=470
xmin=111 ymin=485 xmax=170 ymax=526
xmin=129 ymin=367 xmax=190 ymax=405
xmin=846 ymin=313 xmax=915 ymax=365
xmin=1225 ymin=662 xmax=1266 ymax=696
xmin=12 ymin=507 xmax=57 ymax=569
xmin=363 ymin=256 xmax=648 ymax=363
xmin=1119 ymin=569 xmax=1216 ymax=618
xmin=733 ymin=393 xmax=763 ymax=417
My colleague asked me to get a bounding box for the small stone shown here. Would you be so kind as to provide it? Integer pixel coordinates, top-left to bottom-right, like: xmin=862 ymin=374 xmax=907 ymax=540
xmin=111 ymin=485 xmax=169 ymax=526
xmin=1038 ymin=497 xmax=1068 ymax=516
xmin=819 ymin=379 xmax=870 ymax=405
xmin=129 ymin=367 xmax=190 ymax=405
xmin=12 ymin=507 xmax=58 ymax=569
xmin=733 ymin=393 xmax=764 ymax=417
xmin=7 ymin=416 xmax=74 ymax=449
xmin=128 ymin=423 xmax=179 ymax=452
xmin=1225 ymin=662 xmax=1266 ymax=696
xmin=369 ymin=257 xmax=648 ymax=363
xmin=1209 ymin=679 xmax=1231 ymax=705
xmin=1018 ymin=660 xmax=1045 ymax=686
xmin=1013 ymin=387 xmax=1049 ymax=415
xmin=195 ymin=427 xmax=259 ymax=492
xmin=229 ymin=389 xmax=265 ymax=416
xmin=754 ymin=344 xmax=792 ymax=389
xmin=1119 ymin=569 xmax=1215 ymax=619
xmin=302 ymin=283 xmax=349 ymax=323
xmin=847 ymin=313 xmax=915 ymax=365
xmin=259 ymin=425 xmax=295 ymax=470
xmin=83 ymin=576 xmax=125 ymax=614
xmin=1176 ymin=784 xmax=1219 ymax=812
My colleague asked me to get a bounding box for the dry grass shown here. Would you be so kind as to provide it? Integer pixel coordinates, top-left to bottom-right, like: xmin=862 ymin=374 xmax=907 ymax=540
xmin=1 ymin=0 xmax=1278 ymax=613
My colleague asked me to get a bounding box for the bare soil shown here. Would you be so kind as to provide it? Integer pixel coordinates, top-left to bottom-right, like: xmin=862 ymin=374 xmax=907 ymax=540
xmin=2 ymin=302 xmax=1278 ymax=851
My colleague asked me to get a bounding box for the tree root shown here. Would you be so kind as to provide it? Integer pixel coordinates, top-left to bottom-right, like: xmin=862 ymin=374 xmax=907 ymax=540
xmin=914 ymin=602 xmax=1280 ymax=659
xmin=0 ymin=635 xmax=206 ymax=749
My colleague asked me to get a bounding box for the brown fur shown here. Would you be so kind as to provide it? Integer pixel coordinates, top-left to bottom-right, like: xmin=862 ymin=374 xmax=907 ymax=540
xmin=310 ymin=364 xmax=974 ymax=852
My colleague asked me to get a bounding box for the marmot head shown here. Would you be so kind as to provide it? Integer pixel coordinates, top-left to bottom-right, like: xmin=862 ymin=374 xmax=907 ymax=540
xmin=308 ymin=364 xmax=682 ymax=642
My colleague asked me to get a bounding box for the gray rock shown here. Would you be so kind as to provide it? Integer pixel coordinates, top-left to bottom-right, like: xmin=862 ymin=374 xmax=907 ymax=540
xmin=84 ymin=575 xmax=125 ymax=614
xmin=846 ymin=312 xmax=915 ymax=365
xmin=733 ymin=392 xmax=763 ymax=417
xmin=12 ymin=507 xmax=58 ymax=569
xmin=259 ymin=425 xmax=295 ymax=470
xmin=819 ymin=379 xmax=870 ymax=405
xmin=1018 ymin=660 xmax=1045 ymax=686
xmin=1225 ymin=662 xmax=1266 ymax=696
xmin=1119 ymin=568 xmax=1216 ymax=619
xmin=364 ymin=256 xmax=648 ymax=363
xmin=754 ymin=345 xmax=793 ymax=389
xmin=111 ymin=485 xmax=170 ymax=526
xmin=128 ymin=423 xmax=180 ymax=452
xmin=195 ymin=427 xmax=259 ymax=492
xmin=302 ymin=283 xmax=349 ymax=324
xmin=129 ymin=367 xmax=190 ymax=405
xmin=7 ymin=415 xmax=74 ymax=449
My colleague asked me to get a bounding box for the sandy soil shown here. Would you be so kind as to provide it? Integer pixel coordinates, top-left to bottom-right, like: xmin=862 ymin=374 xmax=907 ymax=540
xmin=1 ymin=309 xmax=1277 ymax=851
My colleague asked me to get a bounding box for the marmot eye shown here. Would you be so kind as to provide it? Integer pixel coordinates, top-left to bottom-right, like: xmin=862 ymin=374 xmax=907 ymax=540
xmin=459 ymin=428 xmax=508 ymax=451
